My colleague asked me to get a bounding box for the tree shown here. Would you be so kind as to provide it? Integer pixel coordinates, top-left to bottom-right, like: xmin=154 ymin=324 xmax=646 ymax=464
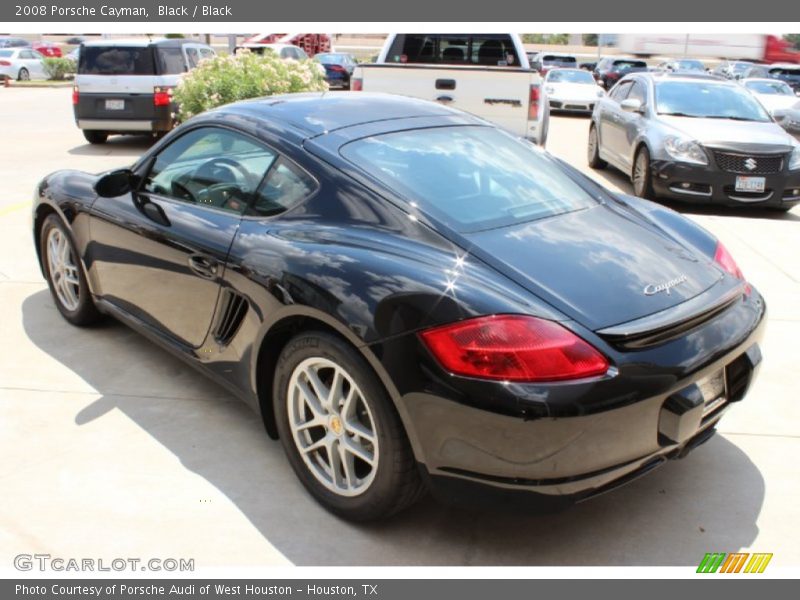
xmin=784 ymin=34 xmax=800 ymax=50
xmin=521 ymin=34 xmax=569 ymax=45
xmin=583 ymin=34 xmax=599 ymax=47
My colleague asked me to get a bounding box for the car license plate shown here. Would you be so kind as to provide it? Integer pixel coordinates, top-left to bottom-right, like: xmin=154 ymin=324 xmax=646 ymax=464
xmin=735 ymin=176 xmax=765 ymax=193
xmin=105 ymin=99 xmax=124 ymax=110
xmin=698 ymin=369 xmax=726 ymax=417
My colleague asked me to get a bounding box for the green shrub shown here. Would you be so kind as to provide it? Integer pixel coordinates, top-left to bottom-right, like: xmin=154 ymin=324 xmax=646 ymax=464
xmin=43 ymin=57 xmax=76 ymax=81
xmin=173 ymin=49 xmax=328 ymax=121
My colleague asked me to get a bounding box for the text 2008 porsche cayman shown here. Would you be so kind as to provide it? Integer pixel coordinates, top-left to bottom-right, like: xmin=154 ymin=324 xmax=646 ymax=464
xmin=33 ymin=93 xmax=765 ymax=520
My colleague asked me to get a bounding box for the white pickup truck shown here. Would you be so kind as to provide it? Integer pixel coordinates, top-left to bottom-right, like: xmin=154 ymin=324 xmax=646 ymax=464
xmin=351 ymin=34 xmax=549 ymax=145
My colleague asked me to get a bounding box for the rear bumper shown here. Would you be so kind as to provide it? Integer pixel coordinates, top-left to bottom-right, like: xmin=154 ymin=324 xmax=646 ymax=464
xmin=74 ymin=93 xmax=174 ymax=132
xmin=381 ymin=289 xmax=766 ymax=507
xmin=549 ymin=99 xmax=596 ymax=113
xmin=651 ymin=159 xmax=800 ymax=208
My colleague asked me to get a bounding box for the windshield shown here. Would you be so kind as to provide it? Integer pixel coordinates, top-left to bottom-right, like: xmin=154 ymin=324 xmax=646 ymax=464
xmin=543 ymin=55 xmax=577 ymax=67
xmin=675 ymin=59 xmax=704 ymax=71
xmin=655 ymin=81 xmax=772 ymax=121
xmin=316 ymin=54 xmax=349 ymax=64
xmin=746 ymin=80 xmax=794 ymax=95
xmin=341 ymin=126 xmax=597 ymax=232
xmin=547 ymin=69 xmax=595 ymax=84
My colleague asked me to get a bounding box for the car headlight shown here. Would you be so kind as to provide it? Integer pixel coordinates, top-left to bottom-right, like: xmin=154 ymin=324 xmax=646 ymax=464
xmin=790 ymin=146 xmax=800 ymax=170
xmin=663 ymin=136 xmax=709 ymax=165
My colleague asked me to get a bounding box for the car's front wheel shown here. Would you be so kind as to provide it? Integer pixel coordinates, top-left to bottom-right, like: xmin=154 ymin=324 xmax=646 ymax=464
xmin=274 ymin=331 xmax=424 ymax=520
xmin=632 ymin=145 xmax=656 ymax=200
xmin=40 ymin=214 xmax=101 ymax=326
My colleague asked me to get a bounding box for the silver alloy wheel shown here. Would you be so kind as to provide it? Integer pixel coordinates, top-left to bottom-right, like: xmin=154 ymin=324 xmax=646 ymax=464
xmin=588 ymin=127 xmax=597 ymax=162
xmin=46 ymin=228 xmax=80 ymax=311
xmin=633 ymin=152 xmax=648 ymax=196
xmin=287 ymin=357 xmax=379 ymax=497
xmin=18 ymin=68 xmax=29 ymax=81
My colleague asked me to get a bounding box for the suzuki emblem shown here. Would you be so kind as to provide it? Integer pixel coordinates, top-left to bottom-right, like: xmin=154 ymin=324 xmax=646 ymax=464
xmin=744 ymin=158 xmax=758 ymax=171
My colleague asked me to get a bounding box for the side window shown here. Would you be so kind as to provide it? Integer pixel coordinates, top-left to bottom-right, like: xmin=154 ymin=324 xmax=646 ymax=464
xmin=185 ymin=46 xmax=200 ymax=69
xmin=20 ymin=50 xmax=34 ymax=59
xmin=295 ymin=47 xmax=309 ymax=60
xmin=280 ymin=48 xmax=292 ymax=59
xmin=627 ymin=80 xmax=647 ymax=104
xmin=251 ymin=158 xmax=317 ymax=217
xmin=143 ymin=127 xmax=277 ymax=215
xmin=609 ymin=81 xmax=632 ymax=102
xmin=199 ymin=47 xmax=215 ymax=61
xmin=158 ymin=47 xmax=187 ymax=74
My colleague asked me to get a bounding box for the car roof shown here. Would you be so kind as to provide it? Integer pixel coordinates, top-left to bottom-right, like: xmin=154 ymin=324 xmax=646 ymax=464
xmin=206 ymin=92 xmax=473 ymax=138
xmin=632 ymin=71 xmax=722 ymax=84
xmin=81 ymin=38 xmax=204 ymax=48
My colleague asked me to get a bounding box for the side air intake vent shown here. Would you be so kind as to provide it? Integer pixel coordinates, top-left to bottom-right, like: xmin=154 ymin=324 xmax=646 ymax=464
xmin=213 ymin=290 xmax=248 ymax=345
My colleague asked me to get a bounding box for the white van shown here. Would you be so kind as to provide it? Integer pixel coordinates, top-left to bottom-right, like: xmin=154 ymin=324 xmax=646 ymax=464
xmin=73 ymin=38 xmax=216 ymax=144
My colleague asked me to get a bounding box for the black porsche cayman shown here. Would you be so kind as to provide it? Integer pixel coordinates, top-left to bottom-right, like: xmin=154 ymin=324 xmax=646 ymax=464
xmin=33 ymin=93 xmax=765 ymax=520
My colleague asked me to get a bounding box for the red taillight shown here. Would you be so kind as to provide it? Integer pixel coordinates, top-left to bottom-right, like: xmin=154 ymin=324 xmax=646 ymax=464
xmin=714 ymin=241 xmax=744 ymax=280
xmin=351 ymin=78 xmax=363 ymax=91
xmin=0 ymin=60 xmax=11 ymax=66
xmin=419 ymin=315 xmax=609 ymax=382
xmin=153 ymin=86 xmax=172 ymax=107
xmin=528 ymin=84 xmax=540 ymax=121
xmin=329 ymin=64 xmax=346 ymax=72
xmin=72 ymin=86 xmax=79 ymax=105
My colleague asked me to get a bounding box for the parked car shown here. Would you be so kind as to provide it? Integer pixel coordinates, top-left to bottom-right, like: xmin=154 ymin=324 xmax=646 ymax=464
xmin=742 ymin=78 xmax=800 ymax=137
xmin=314 ymin=52 xmax=356 ymax=89
xmin=66 ymin=36 xmax=88 ymax=46
xmin=73 ymin=38 xmax=216 ymax=144
xmin=33 ymin=92 xmax=765 ymax=520
xmin=760 ymin=64 xmax=800 ymax=94
xmin=32 ymin=41 xmax=62 ymax=58
xmin=588 ymin=72 xmax=800 ymax=211
xmin=594 ymin=57 xmax=648 ymax=89
xmin=235 ymin=43 xmax=309 ymax=61
xmin=0 ymin=37 xmax=31 ymax=49
xmin=712 ymin=60 xmax=756 ymax=80
xmin=352 ymin=33 xmax=549 ymax=145
xmin=544 ymin=68 xmax=605 ymax=114
xmin=529 ymin=52 xmax=578 ymax=75
xmin=0 ymin=48 xmax=46 ymax=81
xmin=657 ymin=58 xmax=705 ymax=72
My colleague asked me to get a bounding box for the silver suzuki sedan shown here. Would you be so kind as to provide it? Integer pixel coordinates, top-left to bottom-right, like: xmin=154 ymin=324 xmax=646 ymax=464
xmin=587 ymin=71 xmax=800 ymax=211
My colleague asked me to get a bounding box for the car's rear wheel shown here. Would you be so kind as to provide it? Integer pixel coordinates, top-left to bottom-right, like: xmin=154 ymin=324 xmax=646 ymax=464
xmin=633 ymin=146 xmax=656 ymax=199
xmin=82 ymin=130 xmax=109 ymax=144
xmin=17 ymin=68 xmax=29 ymax=81
xmin=274 ymin=331 xmax=424 ymax=520
xmin=587 ymin=124 xmax=607 ymax=169
xmin=40 ymin=214 xmax=101 ymax=326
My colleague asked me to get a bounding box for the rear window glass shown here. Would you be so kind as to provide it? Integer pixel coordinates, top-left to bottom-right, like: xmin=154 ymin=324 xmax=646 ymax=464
xmin=543 ymin=55 xmax=577 ymax=67
xmin=385 ymin=34 xmax=519 ymax=67
xmin=341 ymin=126 xmax=596 ymax=232
xmin=613 ymin=60 xmax=647 ymax=69
xmin=79 ymin=46 xmax=155 ymax=75
xmin=0 ymin=50 xmax=12 ymax=57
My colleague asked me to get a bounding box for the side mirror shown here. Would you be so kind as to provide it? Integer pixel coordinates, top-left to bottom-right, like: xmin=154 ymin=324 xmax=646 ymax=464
xmin=94 ymin=169 xmax=134 ymax=198
xmin=620 ymin=98 xmax=644 ymax=113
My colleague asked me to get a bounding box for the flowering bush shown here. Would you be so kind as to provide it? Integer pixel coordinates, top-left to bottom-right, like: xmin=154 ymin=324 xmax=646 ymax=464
xmin=173 ymin=49 xmax=328 ymax=120
xmin=43 ymin=57 xmax=76 ymax=81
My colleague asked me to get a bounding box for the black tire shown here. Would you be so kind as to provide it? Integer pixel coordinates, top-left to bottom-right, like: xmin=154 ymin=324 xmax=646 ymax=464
xmin=587 ymin=124 xmax=607 ymax=169
xmin=40 ymin=214 xmax=102 ymax=327
xmin=18 ymin=68 xmax=29 ymax=81
xmin=82 ymin=130 xmax=108 ymax=144
xmin=632 ymin=145 xmax=656 ymax=200
xmin=273 ymin=331 xmax=425 ymax=521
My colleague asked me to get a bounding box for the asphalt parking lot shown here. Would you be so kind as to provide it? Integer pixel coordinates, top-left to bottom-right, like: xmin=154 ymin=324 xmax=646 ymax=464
xmin=1 ymin=87 xmax=799 ymax=568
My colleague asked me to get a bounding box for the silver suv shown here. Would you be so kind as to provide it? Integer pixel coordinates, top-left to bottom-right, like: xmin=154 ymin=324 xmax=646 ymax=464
xmin=587 ymin=72 xmax=800 ymax=211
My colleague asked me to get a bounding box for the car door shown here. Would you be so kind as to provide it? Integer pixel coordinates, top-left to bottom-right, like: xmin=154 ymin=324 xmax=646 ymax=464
xmin=597 ymin=79 xmax=632 ymax=166
xmin=88 ymin=126 xmax=277 ymax=348
xmin=20 ymin=49 xmax=45 ymax=78
xmin=615 ymin=78 xmax=648 ymax=172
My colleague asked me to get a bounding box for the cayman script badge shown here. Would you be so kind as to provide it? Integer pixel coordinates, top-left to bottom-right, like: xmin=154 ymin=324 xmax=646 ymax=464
xmin=643 ymin=274 xmax=688 ymax=296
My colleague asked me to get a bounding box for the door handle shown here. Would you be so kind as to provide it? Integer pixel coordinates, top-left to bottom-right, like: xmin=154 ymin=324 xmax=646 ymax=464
xmin=436 ymin=95 xmax=454 ymax=104
xmin=188 ymin=254 xmax=218 ymax=279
